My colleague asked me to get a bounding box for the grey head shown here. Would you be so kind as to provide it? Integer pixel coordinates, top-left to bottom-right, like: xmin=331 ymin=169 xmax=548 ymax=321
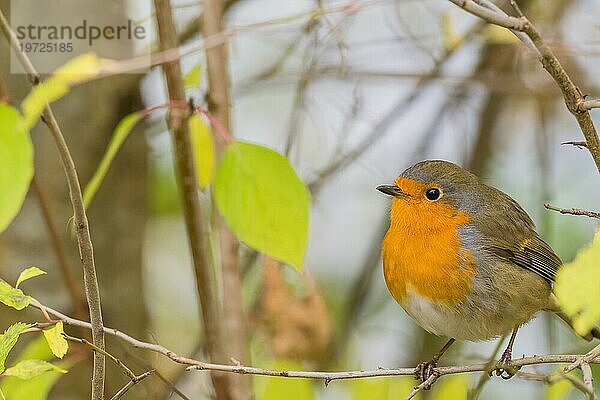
xmin=400 ymin=160 xmax=484 ymax=215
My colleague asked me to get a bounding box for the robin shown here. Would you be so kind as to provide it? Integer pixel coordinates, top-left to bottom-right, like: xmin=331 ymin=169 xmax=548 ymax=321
xmin=377 ymin=160 xmax=599 ymax=381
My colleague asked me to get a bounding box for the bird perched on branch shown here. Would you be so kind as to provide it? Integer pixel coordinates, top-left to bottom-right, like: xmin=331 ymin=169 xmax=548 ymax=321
xmin=377 ymin=160 xmax=599 ymax=382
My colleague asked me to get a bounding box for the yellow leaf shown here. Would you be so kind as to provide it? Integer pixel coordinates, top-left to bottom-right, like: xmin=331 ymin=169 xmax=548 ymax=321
xmin=555 ymin=232 xmax=600 ymax=336
xmin=15 ymin=267 xmax=47 ymax=289
xmin=189 ymin=114 xmax=216 ymax=189
xmin=184 ymin=64 xmax=201 ymax=88
xmin=21 ymin=53 xmax=102 ymax=129
xmin=52 ymin=53 xmax=102 ymax=85
xmin=0 ymin=104 xmax=33 ymax=234
xmin=42 ymin=322 xmax=68 ymax=359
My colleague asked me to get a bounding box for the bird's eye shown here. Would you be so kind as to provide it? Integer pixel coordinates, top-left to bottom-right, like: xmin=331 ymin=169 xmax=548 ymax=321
xmin=425 ymin=188 xmax=441 ymax=201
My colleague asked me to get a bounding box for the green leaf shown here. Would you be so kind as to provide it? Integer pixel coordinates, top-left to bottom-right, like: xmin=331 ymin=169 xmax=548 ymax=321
xmin=15 ymin=267 xmax=47 ymax=288
xmin=214 ymin=141 xmax=309 ymax=270
xmin=4 ymin=359 xmax=66 ymax=380
xmin=0 ymin=280 xmax=31 ymax=310
xmin=83 ymin=111 xmax=144 ymax=207
xmin=0 ymin=104 xmax=34 ymax=234
xmin=10 ymin=335 xmax=54 ymax=362
xmin=0 ymin=335 xmax=70 ymax=400
xmin=189 ymin=114 xmax=216 ymax=189
xmin=0 ymin=323 xmax=32 ymax=373
xmin=255 ymin=360 xmax=314 ymax=400
xmin=184 ymin=64 xmax=202 ymax=88
xmin=555 ymin=232 xmax=600 ymax=335
xmin=21 ymin=52 xmax=102 ymax=129
xmin=42 ymin=322 xmax=68 ymax=359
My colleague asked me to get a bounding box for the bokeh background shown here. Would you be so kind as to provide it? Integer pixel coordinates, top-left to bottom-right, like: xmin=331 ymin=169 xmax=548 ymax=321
xmin=1 ymin=0 xmax=599 ymax=398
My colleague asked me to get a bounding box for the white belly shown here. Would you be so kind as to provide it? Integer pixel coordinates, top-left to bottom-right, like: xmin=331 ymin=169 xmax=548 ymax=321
xmin=400 ymin=286 xmax=519 ymax=341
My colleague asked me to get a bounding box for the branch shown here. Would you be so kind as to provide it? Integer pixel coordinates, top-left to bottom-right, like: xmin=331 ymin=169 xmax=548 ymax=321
xmin=562 ymin=140 xmax=588 ymax=149
xmin=152 ymin=1 xmax=231 ymax=399
xmin=522 ymin=23 xmax=600 ymax=173
xmin=30 ymin=303 xmax=600 ymax=387
xmin=308 ymin=20 xmax=487 ymax=192
xmin=0 ymin=9 xmax=105 ymax=399
xmin=544 ymin=203 xmax=600 ymax=220
xmin=94 ymin=0 xmax=385 ymax=77
xmin=564 ymin=343 xmax=600 ymax=374
xmin=31 ymin=176 xmax=86 ymax=322
xmin=581 ymin=363 xmax=596 ymax=400
xmin=109 ymin=370 xmax=153 ymax=400
xmin=447 ymin=0 xmax=527 ymax=30
xmin=519 ymin=370 xmax=595 ymax=399
xmin=446 ymin=0 xmax=600 ymax=172
xmin=201 ymin=0 xmax=251 ymax=398
xmin=579 ymin=99 xmax=600 ymax=111
xmin=63 ymin=334 xmax=154 ymax=400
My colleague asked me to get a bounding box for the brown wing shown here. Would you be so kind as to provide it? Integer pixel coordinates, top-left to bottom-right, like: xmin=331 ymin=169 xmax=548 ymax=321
xmin=486 ymin=236 xmax=562 ymax=282
xmin=471 ymin=184 xmax=562 ymax=283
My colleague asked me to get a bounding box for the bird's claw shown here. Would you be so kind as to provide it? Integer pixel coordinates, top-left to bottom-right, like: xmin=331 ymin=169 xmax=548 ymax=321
xmin=490 ymin=349 xmax=520 ymax=379
xmin=415 ymin=360 xmax=439 ymax=389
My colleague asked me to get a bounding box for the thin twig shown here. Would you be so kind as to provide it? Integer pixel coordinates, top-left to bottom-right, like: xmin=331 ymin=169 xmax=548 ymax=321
xmin=518 ymin=370 xmax=595 ymax=398
xmin=28 ymin=303 xmax=600 ymax=385
xmin=73 ymin=0 xmax=387 ymax=79
xmin=562 ymin=140 xmax=588 ymax=149
xmin=509 ymin=0 xmax=524 ymax=18
xmin=446 ymin=0 xmax=600 ymax=172
xmin=153 ymin=1 xmax=233 ymax=399
xmin=115 ymin=340 xmax=195 ymax=400
xmin=31 ymin=176 xmax=86 ymax=322
xmin=0 ymin=8 xmax=105 ymax=399
xmin=522 ymin=22 xmax=600 ymax=173
xmin=581 ymin=363 xmax=596 ymax=400
xmin=564 ymin=343 xmax=600 ymax=374
xmin=63 ymin=334 xmax=135 ymax=379
xmin=109 ymin=370 xmax=154 ymax=400
xmin=308 ymin=20 xmax=486 ymax=192
xmin=447 ymin=0 xmax=527 ymax=30
xmin=544 ymin=203 xmax=600 ymax=220
xmin=65 ymin=333 xmax=156 ymax=400
xmin=579 ymin=99 xmax=600 ymax=112
xmin=202 ymin=0 xmax=251 ymax=398
xmin=406 ymin=373 xmax=438 ymax=400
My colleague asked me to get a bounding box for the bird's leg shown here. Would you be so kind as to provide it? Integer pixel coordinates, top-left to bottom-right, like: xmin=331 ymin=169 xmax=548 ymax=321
xmin=415 ymin=338 xmax=455 ymax=387
xmin=494 ymin=328 xmax=520 ymax=379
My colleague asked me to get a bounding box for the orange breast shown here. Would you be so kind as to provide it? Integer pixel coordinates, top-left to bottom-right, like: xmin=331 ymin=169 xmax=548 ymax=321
xmin=382 ymin=194 xmax=475 ymax=306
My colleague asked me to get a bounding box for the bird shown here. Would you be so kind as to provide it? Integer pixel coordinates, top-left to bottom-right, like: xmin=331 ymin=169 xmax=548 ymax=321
xmin=377 ymin=159 xmax=599 ymax=382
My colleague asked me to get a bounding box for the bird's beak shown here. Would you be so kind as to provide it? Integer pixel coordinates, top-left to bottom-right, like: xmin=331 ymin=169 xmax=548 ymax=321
xmin=376 ymin=184 xmax=408 ymax=198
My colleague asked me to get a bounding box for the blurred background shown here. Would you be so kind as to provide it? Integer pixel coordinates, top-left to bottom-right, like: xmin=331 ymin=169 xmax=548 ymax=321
xmin=1 ymin=0 xmax=599 ymax=398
